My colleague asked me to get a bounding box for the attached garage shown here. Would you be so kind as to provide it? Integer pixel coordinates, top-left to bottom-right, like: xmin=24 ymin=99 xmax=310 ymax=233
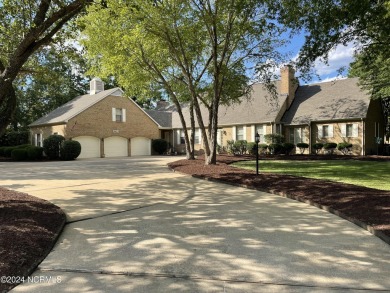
xmin=73 ymin=136 xmax=101 ymax=158
xmin=131 ymin=137 xmax=151 ymax=156
xmin=104 ymin=136 xmax=128 ymax=157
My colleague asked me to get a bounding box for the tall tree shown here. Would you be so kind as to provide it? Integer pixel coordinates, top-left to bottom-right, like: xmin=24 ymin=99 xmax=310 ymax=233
xmin=0 ymin=0 xmax=93 ymax=135
xmin=81 ymin=0 xmax=284 ymax=164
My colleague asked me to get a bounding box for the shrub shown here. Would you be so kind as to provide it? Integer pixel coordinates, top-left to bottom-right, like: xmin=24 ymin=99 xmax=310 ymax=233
xmin=234 ymin=140 xmax=247 ymax=155
xmin=0 ymin=131 xmax=29 ymax=146
xmin=247 ymin=142 xmax=257 ymax=155
xmin=282 ymin=142 xmax=295 ymax=155
xmin=337 ymin=143 xmax=353 ymax=155
xmin=61 ymin=140 xmax=82 ymax=160
xmin=226 ymin=140 xmax=235 ymax=155
xmin=27 ymin=146 xmax=44 ymax=160
xmin=11 ymin=148 xmax=28 ymax=161
xmin=264 ymin=133 xmax=284 ymax=144
xmin=269 ymin=143 xmax=283 ymax=154
xmin=312 ymin=143 xmax=324 ymax=154
xmin=258 ymin=144 xmax=268 ymax=154
xmin=296 ymin=142 xmax=309 ymax=154
xmin=43 ymin=134 xmax=65 ymax=159
xmin=0 ymin=146 xmax=6 ymax=157
xmin=152 ymin=139 xmax=168 ymax=155
xmin=3 ymin=147 xmax=15 ymax=157
xmin=323 ymin=142 xmax=338 ymax=154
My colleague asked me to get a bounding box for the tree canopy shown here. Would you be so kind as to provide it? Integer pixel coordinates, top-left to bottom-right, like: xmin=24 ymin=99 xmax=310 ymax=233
xmin=80 ymin=0 xmax=285 ymax=164
xmin=0 ymin=0 xmax=93 ymax=135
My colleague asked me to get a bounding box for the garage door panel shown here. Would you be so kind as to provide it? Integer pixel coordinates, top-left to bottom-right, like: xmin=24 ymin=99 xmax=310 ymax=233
xmin=131 ymin=137 xmax=151 ymax=156
xmin=104 ymin=136 xmax=128 ymax=157
xmin=73 ymin=136 xmax=100 ymax=159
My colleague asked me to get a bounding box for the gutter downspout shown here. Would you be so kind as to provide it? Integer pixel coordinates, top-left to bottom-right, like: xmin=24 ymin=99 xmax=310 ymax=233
xmin=362 ymin=118 xmax=365 ymax=156
xmin=308 ymin=121 xmax=312 ymax=154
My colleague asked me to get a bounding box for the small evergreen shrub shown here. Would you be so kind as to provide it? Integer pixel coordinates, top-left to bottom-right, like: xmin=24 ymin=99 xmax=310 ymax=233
xmin=269 ymin=143 xmax=283 ymax=154
xmin=296 ymin=142 xmax=309 ymax=154
xmin=264 ymin=133 xmax=284 ymax=144
xmin=43 ymin=134 xmax=65 ymax=159
xmin=11 ymin=148 xmax=28 ymax=161
xmin=4 ymin=147 xmax=15 ymax=157
xmin=312 ymin=143 xmax=324 ymax=154
xmin=337 ymin=143 xmax=353 ymax=155
xmin=152 ymin=139 xmax=168 ymax=155
xmin=282 ymin=142 xmax=295 ymax=155
xmin=0 ymin=146 xmax=6 ymax=156
xmin=27 ymin=146 xmax=44 ymax=160
xmin=247 ymin=142 xmax=257 ymax=155
xmin=234 ymin=140 xmax=247 ymax=155
xmin=61 ymin=140 xmax=81 ymax=160
xmin=323 ymin=142 xmax=337 ymax=154
xmin=226 ymin=140 xmax=235 ymax=155
xmin=258 ymin=144 xmax=268 ymax=154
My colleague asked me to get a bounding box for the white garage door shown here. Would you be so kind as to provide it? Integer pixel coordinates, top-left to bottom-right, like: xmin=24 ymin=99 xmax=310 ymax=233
xmin=131 ymin=137 xmax=151 ymax=156
xmin=73 ymin=136 xmax=100 ymax=158
xmin=104 ymin=136 xmax=128 ymax=157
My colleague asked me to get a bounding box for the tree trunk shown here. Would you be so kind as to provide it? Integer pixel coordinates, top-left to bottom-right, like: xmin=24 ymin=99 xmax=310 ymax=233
xmin=0 ymin=79 xmax=17 ymax=136
xmin=188 ymin=100 xmax=196 ymax=159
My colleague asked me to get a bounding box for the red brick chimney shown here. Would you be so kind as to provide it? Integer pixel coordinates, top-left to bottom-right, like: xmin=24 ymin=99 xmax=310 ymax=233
xmin=280 ymin=65 xmax=298 ymax=109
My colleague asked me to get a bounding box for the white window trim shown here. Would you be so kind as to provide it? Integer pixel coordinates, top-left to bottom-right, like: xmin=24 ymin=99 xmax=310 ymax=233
xmin=319 ymin=124 xmax=334 ymax=138
xmin=112 ymin=108 xmax=126 ymax=122
xmin=232 ymin=126 xmax=236 ymax=141
xmin=35 ymin=133 xmax=43 ymax=147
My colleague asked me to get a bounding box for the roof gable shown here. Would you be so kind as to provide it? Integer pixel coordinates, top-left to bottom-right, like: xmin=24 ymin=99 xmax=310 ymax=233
xmin=282 ymin=78 xmax=371 ymax=125
xmin=29 ymin=88 xmax=123 ymax=126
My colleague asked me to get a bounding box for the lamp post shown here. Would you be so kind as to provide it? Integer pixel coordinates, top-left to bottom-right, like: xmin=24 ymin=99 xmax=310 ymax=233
xmin=255 ymin=132 xmax=260 ymax=175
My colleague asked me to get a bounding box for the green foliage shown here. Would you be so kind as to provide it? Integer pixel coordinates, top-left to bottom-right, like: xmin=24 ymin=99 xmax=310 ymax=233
xmin=3 ymin=147 xmax=15 ymax=157
xmin=282 ymin=142 xmax=295 ymax=155
xmin=0 ymin=131 xmax=29 ymax=146
xmin=269 ymin=143 xmax=284 ymax=154
xmin=27 ymin=146 xmax=44 ymax=160
xmin=226 ymin=140 xmax=235 ymax=155
xmin=152 ymin=139 xmax=168 ymax=155
xmin=0 ymin=146 xmax=5 ymax=157
xmin=313 ymin=143 xmax=324 ymax=154
xmin=61 ymin=140 xmax=81 ymax=161
xmin=11 ymin=148 xmax=28 ymax=161
xmin=337 ymin=143 xmax=353 ymax=155
xmin=296 ymin=142 xmax=309 ymax=154
xmin=323 ymin=142 xmax=337 ymax=154
xmin=264 ymin=134 xmax=284 ymax=144
xmin=247 ymin=142 xmax=257 ymax=155
xmin=234 ymin=140 xmax=248 ymax=155
xmin=43 ymin=134 xmax=65 ymax=160
xmin=258 ymin=144 xmax=268 ymax=154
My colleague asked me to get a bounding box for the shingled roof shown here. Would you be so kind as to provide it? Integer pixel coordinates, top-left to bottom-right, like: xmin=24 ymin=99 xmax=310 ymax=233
xmin=29 ymin=88 xmax=123 ymax=127
xmin=281 ymin=78 xmax=371 ymax=125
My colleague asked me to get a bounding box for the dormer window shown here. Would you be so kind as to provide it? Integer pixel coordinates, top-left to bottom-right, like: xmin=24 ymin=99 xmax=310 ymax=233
xmin=112 ymin=108 xmax=126 ymax=122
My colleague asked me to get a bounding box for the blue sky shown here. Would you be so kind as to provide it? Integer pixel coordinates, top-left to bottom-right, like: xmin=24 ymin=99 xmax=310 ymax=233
xmin=281 ymin=32 xmax=355 ymax=85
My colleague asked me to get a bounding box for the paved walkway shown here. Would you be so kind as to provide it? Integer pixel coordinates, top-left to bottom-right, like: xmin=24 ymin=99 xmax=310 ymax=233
xmin=1 ymin=157 xmax=389 ymax=292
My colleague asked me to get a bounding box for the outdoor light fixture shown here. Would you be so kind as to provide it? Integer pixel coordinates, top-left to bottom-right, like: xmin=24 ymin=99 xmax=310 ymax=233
xmin=255 ymin=132 xmax=260 ymax=175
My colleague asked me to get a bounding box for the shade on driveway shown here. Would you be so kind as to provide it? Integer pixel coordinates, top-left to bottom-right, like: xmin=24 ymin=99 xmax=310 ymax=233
xmin=1 ymin=157 xmax=389 ymax=292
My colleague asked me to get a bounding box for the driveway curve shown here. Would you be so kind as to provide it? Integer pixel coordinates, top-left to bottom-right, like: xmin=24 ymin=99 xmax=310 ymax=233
xmin=1 ymin=157 xmax=388 ymax=293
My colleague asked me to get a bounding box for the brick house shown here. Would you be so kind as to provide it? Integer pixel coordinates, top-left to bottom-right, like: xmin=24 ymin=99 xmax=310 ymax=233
xmin=29 ymin=78 xmax=163 ymax=158
xmin=147 ymin=66 xmax=384 ymax=156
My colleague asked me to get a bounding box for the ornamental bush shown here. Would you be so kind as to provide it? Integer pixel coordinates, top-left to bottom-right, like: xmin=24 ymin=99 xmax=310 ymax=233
xmin=0 ymin=146 xmax=6 ymax=157
xmin=282 ymin=142 xmax=295 ymax=155
xmin=269 ymin=143 xmax=283 ymax=154
xmin=312 ymin=143 xmax=324 ymax=154
xmin=323 ymin=142 xmax=338 ymax=154
xmin=61 ymin=140 xmax=81 ymax=160
xmin=152 ymin=139 xmax=168 ymax=155
xmin=11 ymin=148 xmax=28 ymax=161
xmin=296 ymin=142 xmax=309 ymax=154
xmin=234 ymin=140 xmax=247 ymax=155
xmin=43 ymin=134 xmax=65 ymax=159
xmin=3 ymin=147 xmax=15 ymax=157
xmin=27 ymin=146 xmax=44 ymax=160
xmin=337 ymin=143 xmax=353 ymax=155
xmin=258 ymin=144 xmax=268 ymax=154
xmin=264 ymin=133 xmax=284 ymax=144
xmin=247 ymin=142 xmax=257 ymax=155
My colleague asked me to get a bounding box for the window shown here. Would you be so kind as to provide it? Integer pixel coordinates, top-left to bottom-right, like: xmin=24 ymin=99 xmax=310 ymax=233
xmin=180 ymin=130 xmax=185 ymax=144
xmin=255 ymin=125 xmax=265 ymax=143
xmin=35 ymin=133 xmax=42 ymax=147
xmin=112 ymin=108 xmax=126 ymax=122
xmin=194 ymin=129 xmax=200 ymax=144
xmin=341 ymin=123 xmax=358 ymax=138
xmin=236 ymin=126 xmax=244 ymax=140
xmin=289 ymin=127 xmax=304 ymax=144
xmin=318 ymin=124 xmax=333 ymax=138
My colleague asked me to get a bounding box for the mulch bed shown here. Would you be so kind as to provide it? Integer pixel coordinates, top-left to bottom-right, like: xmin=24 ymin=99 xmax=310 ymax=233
xmin=0 ymin=188 xmax=66 ymax=292
xmin=168 ymin=154 xmax=390 ymax=244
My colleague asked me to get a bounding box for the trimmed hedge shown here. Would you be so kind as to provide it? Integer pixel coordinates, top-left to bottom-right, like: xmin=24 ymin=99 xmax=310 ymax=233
xmin=152 ymin=139 xmax=168 ymax=155
xmin=337 ymin=143 xmax=353 ymax=155
xmin=269 ymin=143 xmax=283 ymax=154
xmin=11 ymin=148 xmax=28 ymax=161
xmin=27 ymin=146 xmax=44 ymax=160
xmin=247 ymin=142 xmax=257 ymax=155
xmin=258 ymin=144 xmax=268 ymax=154
xmin=61 ymin=140 xmax=81 ymax=160
xmin=282 ymin=142 xmax=295 ymax=155
xmin=43 ymin=134 xmax=65 ymax=159
xmin=296 ymin=142 xmax=309 ymax=154
xmin=312 ymin=143 xmax=324 ymax=154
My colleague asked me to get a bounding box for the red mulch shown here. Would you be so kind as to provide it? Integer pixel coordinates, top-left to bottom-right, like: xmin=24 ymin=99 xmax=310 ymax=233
xmin=168 ymin=155 xmax=390 ymax=244
xmin=0 ymin=188 xmax=66 ymax=292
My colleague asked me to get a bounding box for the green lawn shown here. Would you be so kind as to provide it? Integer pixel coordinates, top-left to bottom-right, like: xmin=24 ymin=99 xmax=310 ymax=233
xmin=232 ymin=160 xmax=390 ymax=191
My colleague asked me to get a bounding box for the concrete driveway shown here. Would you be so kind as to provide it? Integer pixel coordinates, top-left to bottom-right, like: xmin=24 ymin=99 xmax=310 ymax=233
xmin=1 ymin=157 xmax=389 ymax=292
